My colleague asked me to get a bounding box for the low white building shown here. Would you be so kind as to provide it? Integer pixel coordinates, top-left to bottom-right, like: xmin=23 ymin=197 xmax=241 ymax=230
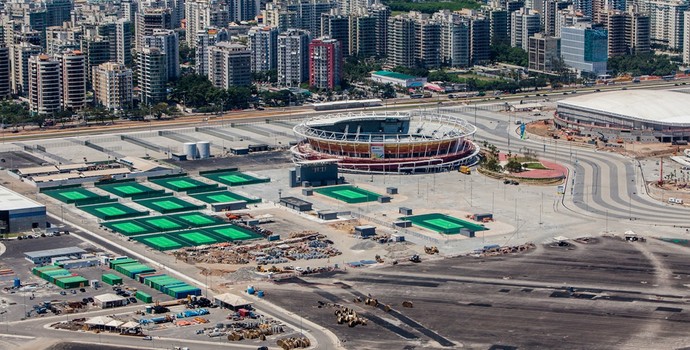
xmin=94 ymin=293 xmax=127 ymax=308
xmin=371 ymin=71 xmax=427 ymax=88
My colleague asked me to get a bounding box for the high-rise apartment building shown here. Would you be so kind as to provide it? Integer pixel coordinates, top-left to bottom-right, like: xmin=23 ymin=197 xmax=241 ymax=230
xmin=470 ymin=16 xmax=491 ymax=65
xmin=115 ymin=19 xmax=133 ymax=67
xmin=387 ymin=14 xmax=416 ymax=68
xmin=248 ymin=26 xmax=279 ymax=72
xmin=230 ymin=0 xmax=260 ymax=22
xmin=434 ymin=11 xmax=471 ymax=67
xmin=263 ymin=0 xmax=338 ymax=34
xmin=46 ymin=23 xmax=81 ymax=56
xmin=92 ymin=62 xmax=133 ymax=112
xmin=135 ymin=8 xmax=172 ymax=50
xmin=0 ymin=46 xmax=10 ymax=98
xmin=44 ymin=0 xmax=72 ymax=27
xmin=137 ymin=47 xmax=168 ymax=105
xmin=208 ymin=42 xmax=252 ymax=88
xmin=349 ymin=15 xmax=376 ymax=57
xmin=195 ymin=28 xmax=230 ymax=76
xmin=511 ymin=8 xmax=541 ymax=51
xmin=80 ymin=37 xmax=110 ymax=88
xmin=370 ymin=4 xmax=390 ymax=57
xmin=309 ymin=37 xmax=342 ymax=89
xmin=56 ymin=49 xmax=86 ymax=110
xmin=321 ymin=11 xmax=350 ymax=56
xmin=143 ymin=29 xmax=180 ymax=80
xmin=11 ymin=41 xmax=42 ymax=95
xmin=489 ymin=10 xmax=509 ymax=45
xmin=28 ymin=54 xmax=61 ymax=115
xmin=278 ymin=29 xmax=310 ymax=87
xmin=648 ymin=0 xmax=687 ymax=50
xmin=185 ymin=0 xmax=230 ymax=47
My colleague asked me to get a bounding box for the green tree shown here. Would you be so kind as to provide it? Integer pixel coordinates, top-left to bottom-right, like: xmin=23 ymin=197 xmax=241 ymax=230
xmin=490 ymin=44 xmax=528 ymax=67
xmin=505 ymin=159 xmax=523 ymax=173
xmin=608 ymin=53 xmax=675 ymax=76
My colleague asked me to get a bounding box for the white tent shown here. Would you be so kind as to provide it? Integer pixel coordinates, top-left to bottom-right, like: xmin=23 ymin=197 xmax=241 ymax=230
xmin=85 ymin=316 xmax=114 ymax=326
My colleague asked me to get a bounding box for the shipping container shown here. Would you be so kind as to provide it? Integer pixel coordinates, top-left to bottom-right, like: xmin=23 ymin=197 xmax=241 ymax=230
xmin=101 ymin=273 xmax=123 ymax=285
xmin=135 ymin=291 xmax=153 ymax=303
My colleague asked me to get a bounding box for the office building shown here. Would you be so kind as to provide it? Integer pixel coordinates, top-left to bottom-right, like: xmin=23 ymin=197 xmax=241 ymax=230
xmin=208 ymin=42 xmax=252 ymax=88
xmin=143 ymin=29 xmax=180 ymax=80
xmin=309 ymin=37 xmax=342 ymax=89
xmin=277 ymin=28 xmax=310 ymax=87
xmin=92 ymin=62 xmax=133 ymax=112
xmin=28 ymin=54 xmax=61 ymax=116
xmin=137 ymin=47 xmax=168 ymax=105
xmin=248 ymin=26 xmax=279 ymax=72
xmin=528 ymin=33 xmax=561 ymax=73
xmin=560 ymin=23 xmax=608 ymax=76
xmin=56 ymin=50 xmax=86 ymax=110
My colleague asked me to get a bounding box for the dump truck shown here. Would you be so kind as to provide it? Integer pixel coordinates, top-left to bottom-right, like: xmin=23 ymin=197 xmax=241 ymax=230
xmin=459 ymin=166 xmax=471 ymax=175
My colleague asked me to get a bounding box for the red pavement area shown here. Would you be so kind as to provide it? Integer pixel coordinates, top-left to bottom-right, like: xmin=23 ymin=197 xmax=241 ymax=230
xmin=499 ymin=153 xmax=567 ymax=179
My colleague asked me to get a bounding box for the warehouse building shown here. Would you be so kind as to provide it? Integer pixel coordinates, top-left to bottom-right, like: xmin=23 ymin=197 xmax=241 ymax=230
xmin=0 ymin=186 xmax=46 ymax=234
xmin=371 ymin=71 xmax=427 ymax=88
xmin=25 ymin=247 xmax=87 ymax=265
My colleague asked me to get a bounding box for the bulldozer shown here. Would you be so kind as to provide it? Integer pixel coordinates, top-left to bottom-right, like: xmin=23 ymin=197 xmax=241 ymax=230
xmin=424 ymin=246 xmax=439 ymax=255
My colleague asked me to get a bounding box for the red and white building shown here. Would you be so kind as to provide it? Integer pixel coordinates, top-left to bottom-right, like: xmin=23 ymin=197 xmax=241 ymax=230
xmin=309 ymin=37 xmax=342 ymax=90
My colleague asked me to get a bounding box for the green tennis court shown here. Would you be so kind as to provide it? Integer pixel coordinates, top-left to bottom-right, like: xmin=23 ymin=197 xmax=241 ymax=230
xmin=79 ymin=202 xmax=149 ymax=221
xmin=314 ymin=185 xmax=381 ymax=203
xmin=174 ymin=231 xmax=219 ymax=245
xmin=135 ymin=234 xmax=188 ymax=251
xmin=44 ymin=187 xmax=111 ymax=205
xmin=140 ymin=217 xmax=184 ymax=231
xmin=135 ymin=196 xmax=205 ymax=214
xmin=149 ymin=176 xmax=217 ymax=193
xmin=205 ymin=225 xmax=261 ymax=241
xmin=97 ymin=181 xmax=164 ymax=198
xmin=189 ymin=190 xmax=261 ymax=204
xmin=102 ymin=220 xmax=159 ymax=236
xmin=202 ymin=171 xmax=270 ymax=187
xmin=400 ymin=213 xmax=488 ymax=235
xmin=167 ymin=212 xmax=225 ymax=227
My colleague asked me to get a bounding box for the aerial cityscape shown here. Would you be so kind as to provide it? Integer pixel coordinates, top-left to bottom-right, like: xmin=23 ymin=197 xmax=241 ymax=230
xmin=0 ymin=0 xmax=689 ymax=349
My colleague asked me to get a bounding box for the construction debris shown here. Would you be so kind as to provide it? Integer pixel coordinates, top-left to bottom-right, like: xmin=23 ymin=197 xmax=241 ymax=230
xmin=402 ymin=301 xmax=414 ymax=308
xmin=424 ymin=246 xmax=439 ymax=255
xmin=276 ymin=336 xmax=311 ymax=350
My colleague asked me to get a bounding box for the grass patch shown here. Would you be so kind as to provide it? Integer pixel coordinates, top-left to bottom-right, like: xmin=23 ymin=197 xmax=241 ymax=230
xmin=457 ymin=73 xmax=500 ymax=82
xmin=524 ymin=162 xmax=549 ymax=170
xmin=513 ymin=156 xmax=539 ymax=163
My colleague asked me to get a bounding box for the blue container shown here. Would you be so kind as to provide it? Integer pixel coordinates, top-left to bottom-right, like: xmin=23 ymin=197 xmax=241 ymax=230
xmin=257 ymin=290 xmax=264 ymax=298
xmin=13 ymin=278 xmax=20 ymax=288
xmin=247 ymin=286 xmax=255 ymax=295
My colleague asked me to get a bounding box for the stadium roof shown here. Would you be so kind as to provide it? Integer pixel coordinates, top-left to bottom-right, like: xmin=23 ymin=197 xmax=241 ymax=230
xmin=372 ymin=70 xmax=417 ymax=80
xmin=558 ymin=90 xmax=690 ymax=125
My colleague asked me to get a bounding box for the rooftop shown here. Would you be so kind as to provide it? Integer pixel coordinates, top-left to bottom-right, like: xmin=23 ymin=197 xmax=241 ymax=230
xmin=558 ymin=90 xmax=690 ymax=126
xmin=25 ymin=247 xmax=86 ymax=259
xmin=0 ymin=185 xmax=45 ymax=211
xmin=372 ymin=70 xmax=418 ymax=80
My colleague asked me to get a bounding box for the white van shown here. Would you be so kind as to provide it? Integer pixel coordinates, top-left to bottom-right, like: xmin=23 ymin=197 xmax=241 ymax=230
xmin=675 ymin=198 xmax=684 ymax=205
xmin=668 ymin=198 xmax=676 ymax=204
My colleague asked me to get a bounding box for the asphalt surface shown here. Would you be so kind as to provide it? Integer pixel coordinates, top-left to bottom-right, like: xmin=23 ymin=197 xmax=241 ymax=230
xmin=266 ymin=237 xmax=690 ymax=350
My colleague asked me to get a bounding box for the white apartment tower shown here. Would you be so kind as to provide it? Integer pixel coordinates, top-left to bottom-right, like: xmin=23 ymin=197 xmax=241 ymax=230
xmin=92 ymin=62 xmax=133 ymax=111
xmin=208 ymin=42 xmax=252 ymax=89
xmin=511 ymin=8 xmax=541 ymax=51
xmin=248 ymin=26 xmax=279 ymax=72
xmin=28 ymin=54 xmax=61 ymax=116
xmin=56 ymin=49 xmax=86 ymax=110
xmin=143 ymin=29 xmax=180 ymax=80
xmin=277 ymin=28 xmax=310 ymax=87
